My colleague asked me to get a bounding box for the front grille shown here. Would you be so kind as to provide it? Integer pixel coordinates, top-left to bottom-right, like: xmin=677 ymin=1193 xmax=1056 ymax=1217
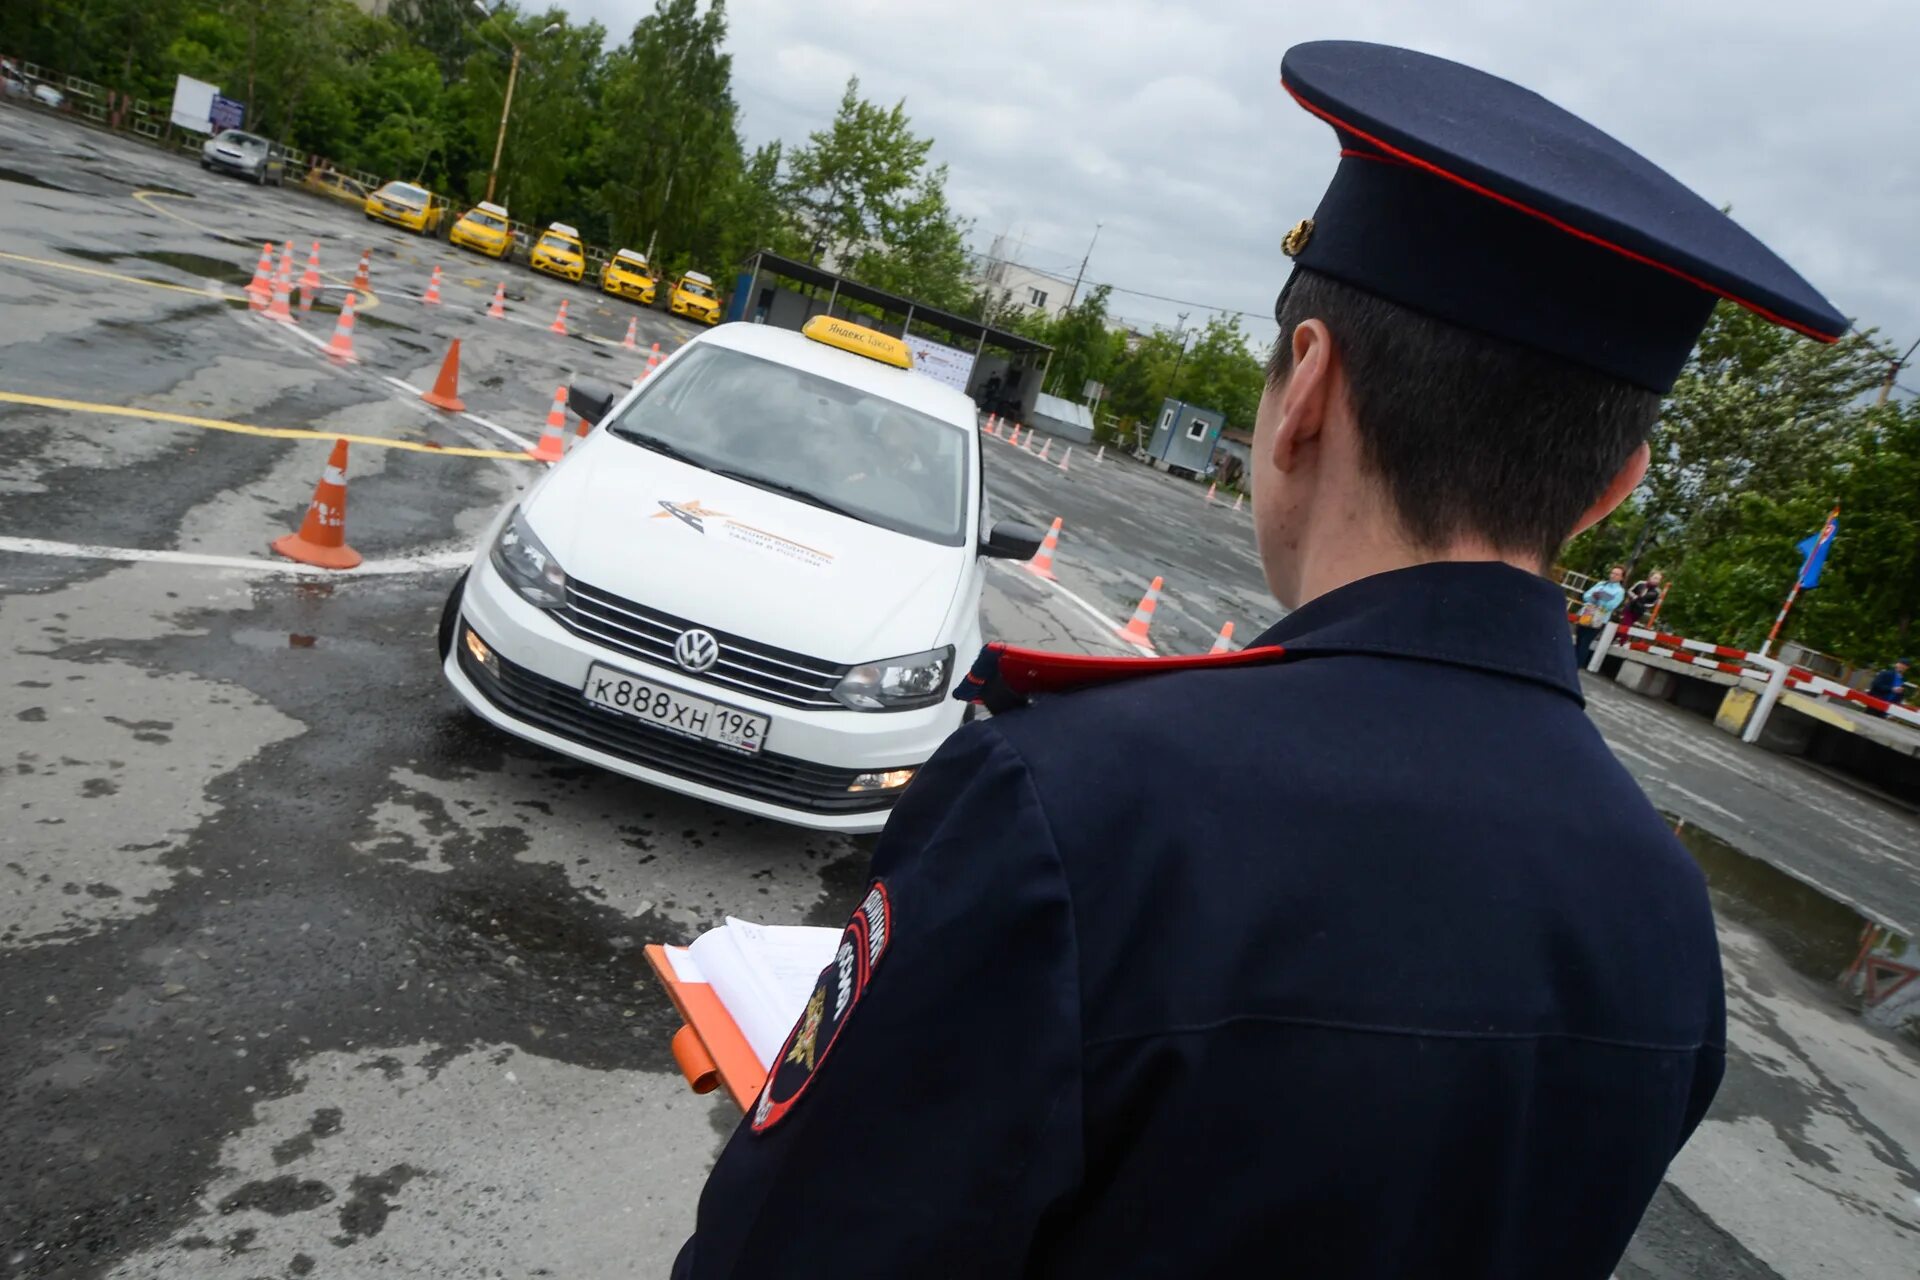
xmin=460 ymin=642 xmax=897 ymax=815
xmin=554 ymin=579 xmax=850 ymax=710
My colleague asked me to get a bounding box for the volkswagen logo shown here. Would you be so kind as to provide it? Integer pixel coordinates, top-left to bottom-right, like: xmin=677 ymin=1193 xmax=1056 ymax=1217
xmin=674 ymin=629 xmax=720 ymax=673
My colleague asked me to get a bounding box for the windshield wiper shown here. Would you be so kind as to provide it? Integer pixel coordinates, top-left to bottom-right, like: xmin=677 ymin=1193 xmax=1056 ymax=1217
xmin=709 ymin=469 xmax=860 ymax=519
xmin=609 ymin=429 xmax=707 ymax=468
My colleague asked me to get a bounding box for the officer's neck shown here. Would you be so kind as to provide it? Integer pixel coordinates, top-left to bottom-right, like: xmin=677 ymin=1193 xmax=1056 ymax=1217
xmin=1288 ymin=508 xmax=1541 ymax=609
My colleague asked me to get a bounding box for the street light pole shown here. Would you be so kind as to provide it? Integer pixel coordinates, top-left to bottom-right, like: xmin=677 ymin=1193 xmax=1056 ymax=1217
xmin=485 ymin=42 xmax=520 ymax=204
xmin=1876 ymin=336 xmax=1920 ymax=407
xmin=1065 ymin=221 xmax=1102 ymax=312
xmin=473 ymin=4 xmax=559 ymax=206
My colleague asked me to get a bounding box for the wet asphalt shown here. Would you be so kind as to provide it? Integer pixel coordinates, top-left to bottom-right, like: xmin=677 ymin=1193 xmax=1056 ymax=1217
xmin=3 ymin=107 xmax=1918 ymax=1279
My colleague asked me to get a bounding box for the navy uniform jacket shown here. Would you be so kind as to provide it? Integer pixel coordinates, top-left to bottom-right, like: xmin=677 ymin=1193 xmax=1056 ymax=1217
xmin=673 ymin=562 xmax=1725 ymax=1278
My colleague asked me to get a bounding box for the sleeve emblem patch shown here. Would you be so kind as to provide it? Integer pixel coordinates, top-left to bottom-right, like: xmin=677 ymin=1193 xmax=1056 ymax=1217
xmin=752 ymin=880 xmax=890 ymax=1133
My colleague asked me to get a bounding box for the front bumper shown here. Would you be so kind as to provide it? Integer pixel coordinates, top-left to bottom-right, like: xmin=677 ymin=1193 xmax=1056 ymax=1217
xmin=603 ymin=277 xmax=656 ymax=303
xmin=452 ymin=228 xmax=509 ymax=257
xmin=443 ymin=559 xmax=956 ymax=832
xmin=368 ymin=205 xmax=426 ymax=231
xmin=533 ymin=256 xmax=584 ymax=281
xmin=205 ymin=154 xmax=261 ymax=177
xmin=670 ymin=299 xmax=720 ymax=324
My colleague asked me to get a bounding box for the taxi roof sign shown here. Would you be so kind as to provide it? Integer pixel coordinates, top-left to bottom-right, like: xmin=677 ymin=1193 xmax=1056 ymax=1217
xmin=546 ymin=222 xmax=579 ymax=239
xmin=802 ymin=316 xmax=913 ymax=369
xmin=476 ymin=200 xmax=508 ymax=217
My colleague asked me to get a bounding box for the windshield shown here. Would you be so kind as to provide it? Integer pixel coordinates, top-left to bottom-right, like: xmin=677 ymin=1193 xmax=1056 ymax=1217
xmin=539 ymin=234 xmax=578 ymax=253
xmin=605 ymin=344 xmax=969 ymax=547
xmin=680 ymin=280 xmax=716 ymax=299
xmin=216 ymin=131 xmax=264 ymax=150
xmin=383 ymin=183 xmax=428 ymax=205
xmin=466 ymin=210 xmax=507 ymax=230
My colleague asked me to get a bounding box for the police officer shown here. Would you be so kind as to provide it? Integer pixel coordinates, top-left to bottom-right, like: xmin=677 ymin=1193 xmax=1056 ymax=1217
xmin=673 ymin=40 xmax=1847 ymax=1279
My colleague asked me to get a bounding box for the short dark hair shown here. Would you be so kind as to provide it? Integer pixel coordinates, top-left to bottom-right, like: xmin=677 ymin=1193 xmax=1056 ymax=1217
xmin=1271 ymin=270 xmax=1661 ymax=568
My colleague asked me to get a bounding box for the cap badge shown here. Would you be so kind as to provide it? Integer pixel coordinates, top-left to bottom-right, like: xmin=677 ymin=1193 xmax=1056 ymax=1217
xmin=1282 ymin=218 xmax=1315 ymax=257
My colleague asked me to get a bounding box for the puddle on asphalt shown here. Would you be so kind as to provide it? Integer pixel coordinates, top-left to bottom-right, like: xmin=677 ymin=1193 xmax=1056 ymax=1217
xmin=132 ymin=250 xmax=251 ymax=286
xmin=1675 ymin=819 xmax=1919 ymax=1044
xmin=56 ymin=247 xmax=251 ymax=287
xmin=0 ymin=165 xmax=68 ymax=191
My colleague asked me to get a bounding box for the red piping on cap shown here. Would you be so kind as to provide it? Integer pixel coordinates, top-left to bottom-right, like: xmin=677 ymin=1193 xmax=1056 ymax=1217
xmin=1287 ymin=80 xmax=1841 ymax=344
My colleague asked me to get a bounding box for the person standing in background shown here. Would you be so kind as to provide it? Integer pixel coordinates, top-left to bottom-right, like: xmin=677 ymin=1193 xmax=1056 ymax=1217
xmin=1618 ymin=569 xmax=1664 ymax=629
xmin=1868 ymin=659 xmax=1909 ymax=713
xmin=1575 ymin=565 xmax=1627 ymax=666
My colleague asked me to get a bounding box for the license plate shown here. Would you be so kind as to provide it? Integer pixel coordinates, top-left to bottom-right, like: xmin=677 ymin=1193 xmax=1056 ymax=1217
xmin=581 ymin=663 xmax=767 ymax=754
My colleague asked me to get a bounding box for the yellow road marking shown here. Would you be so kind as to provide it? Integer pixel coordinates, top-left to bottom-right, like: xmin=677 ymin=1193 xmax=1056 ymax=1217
xmin=0 ymin=391 xmax=532 ymax=462
xmin=131 ymin=189 xmax=382 ymax=311
xmin=0 ymin=250 xmax=223 ymax=298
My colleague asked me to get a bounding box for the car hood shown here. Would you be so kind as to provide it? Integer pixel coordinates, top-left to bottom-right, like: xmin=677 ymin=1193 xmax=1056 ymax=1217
xmin=522 ymin=436 xmax=969 ymax=664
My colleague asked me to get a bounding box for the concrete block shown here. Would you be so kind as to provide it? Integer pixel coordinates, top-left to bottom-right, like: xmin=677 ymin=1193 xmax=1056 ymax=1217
xmin=1715 ymin=687 xmax=1756 ymax=736
xmin=1613 ymin=660 xmax=1675 ymax=700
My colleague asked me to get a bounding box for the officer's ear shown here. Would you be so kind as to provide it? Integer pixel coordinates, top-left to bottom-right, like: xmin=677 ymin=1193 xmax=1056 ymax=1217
xmin=1568 ymin=442 xmax=1650 ymax=537
xmin=1271 ymin=317 xmax=1335 ymax=475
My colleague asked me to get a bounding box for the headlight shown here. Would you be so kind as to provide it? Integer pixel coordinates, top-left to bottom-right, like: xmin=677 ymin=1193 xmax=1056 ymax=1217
xmin=489 ymin=507 xmax=567 ymax=608
xmin=832 ymin=647 xmax=953 ymax=711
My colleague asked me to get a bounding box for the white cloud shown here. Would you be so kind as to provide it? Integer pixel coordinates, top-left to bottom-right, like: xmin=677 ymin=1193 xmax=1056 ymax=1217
xmin=566 ymin=0 xmax=1920 ymax=358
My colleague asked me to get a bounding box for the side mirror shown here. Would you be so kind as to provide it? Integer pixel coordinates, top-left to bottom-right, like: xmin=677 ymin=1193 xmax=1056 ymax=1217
xmin=979 ymin=520 xmax=1044 ymax=561
xmin=568 ymin=376 xmax=617 ymax=426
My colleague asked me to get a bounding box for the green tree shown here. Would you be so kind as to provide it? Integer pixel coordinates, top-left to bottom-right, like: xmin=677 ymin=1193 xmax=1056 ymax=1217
xmin=850 ymin=165 xmax=973 ymax=310
xmin=785 ymin=77 xmax=931 ymax=268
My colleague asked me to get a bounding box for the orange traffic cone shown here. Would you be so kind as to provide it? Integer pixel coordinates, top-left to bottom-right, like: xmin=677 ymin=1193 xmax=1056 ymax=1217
xmin=645 ymin=341 xmax=662 ymax=376
xmin=1025 ymin=517 xmax=1063 ymax=581
xmin=422 ymin=265 xmax=443 ymax=306
xmin=352 ymin=248 xmax=371 ymax=293
xmin=575 ymin=415 xmax=593 ymax=442
xmin=529 ymin=385 xmax=569 ymax=462
xmin=1210 ymin=621 xmax=1236 ymax=654
xmin=1058 ymin=445 xmax=1072 ymax=473
xmin=483 ymin=281 xmax=506 ymax=318
xmin=419 ymin=339 xmax=466 ymax=412
xmin=324 ymin=291 xmax=360 ymax=364
xmin=986 ymin=412 xmax=998 ymax=435
xmin=1204 ymin=482 xmax=1217 ymax=504
xmin=1095 ymin=445 xmax=1105 ymax=464
xmin=1007 ymin=425 xmax=1022 ymax=447
xmin=1117 ymin=576 xmax=1163 ymax=648
xmin=297 ymin=241 xmax=322 ymax=313
xmin=265 ymin=242 xmax=297 ymax=324
xmin=246 ymin=242 xmax=274 ymax=309
xmin=1232 ymin=493 xmax=1244 ymax=512
xmin=549 ymin=299 xmax=570 ymax=335
xmin=622 ymin=317 xmax=638 ymax=350
xmin=1038 ymin=438 xmax=1052 ymax=462
xmin=270 ymin=439 xmax=362 ymax=570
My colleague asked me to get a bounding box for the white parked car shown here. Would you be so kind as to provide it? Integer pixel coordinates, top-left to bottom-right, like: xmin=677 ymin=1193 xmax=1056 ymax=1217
xmin=439 ymin=317 xmax=1043 ymax=832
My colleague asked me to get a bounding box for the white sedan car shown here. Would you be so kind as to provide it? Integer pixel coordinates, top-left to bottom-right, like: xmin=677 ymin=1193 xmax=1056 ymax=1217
xmin=440 ymin=317 xmax=1043 ymax=832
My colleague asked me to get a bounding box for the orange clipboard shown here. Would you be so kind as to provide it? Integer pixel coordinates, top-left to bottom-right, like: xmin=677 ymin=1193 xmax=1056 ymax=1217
xmin=645 ymin=943 xmax=767 ymax=1112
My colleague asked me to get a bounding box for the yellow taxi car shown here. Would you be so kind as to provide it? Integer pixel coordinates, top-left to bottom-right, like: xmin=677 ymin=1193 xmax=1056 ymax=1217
xmin=598 ymin=248 xmax=656 ymax=304
xmin=301 ymin=168 xmax=369 ymax=208
xmin=529 ymin=222 xmax=586 ymax=283
xmin=450 ymin=200 xmax=514 ymax=260
xmin=364 ymin=181 xmax=448 ymax=235
xmin=668 ymin=269 xmax=722 ymax=325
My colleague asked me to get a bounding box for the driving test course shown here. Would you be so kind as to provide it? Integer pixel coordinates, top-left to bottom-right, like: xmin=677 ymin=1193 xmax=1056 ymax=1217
xmin=3 ymin=82 xmax=1918 ymax=1280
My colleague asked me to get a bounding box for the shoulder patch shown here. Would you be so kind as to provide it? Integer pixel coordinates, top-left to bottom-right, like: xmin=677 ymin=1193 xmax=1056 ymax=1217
xmin=752 ymin=880 xmax=891 ymax=1133
xmin=955 ymin=641 xmax=1289 ymax=713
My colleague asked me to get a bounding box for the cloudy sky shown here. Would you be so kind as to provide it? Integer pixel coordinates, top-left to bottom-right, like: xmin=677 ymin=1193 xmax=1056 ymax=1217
xmin=564 ymin=0 xmax=1918 ymax=381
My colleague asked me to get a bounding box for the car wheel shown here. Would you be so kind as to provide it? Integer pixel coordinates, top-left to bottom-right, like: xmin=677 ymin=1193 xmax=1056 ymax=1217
xmin=437 ymin=569 xmax=470 ymax=661
xmin=199 ymin=158 xmax=211 ymax=170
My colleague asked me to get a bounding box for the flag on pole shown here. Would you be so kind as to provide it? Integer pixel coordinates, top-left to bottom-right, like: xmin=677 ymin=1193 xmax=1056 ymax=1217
xmin=1794 ymin=514 xmax=1840 ymax=589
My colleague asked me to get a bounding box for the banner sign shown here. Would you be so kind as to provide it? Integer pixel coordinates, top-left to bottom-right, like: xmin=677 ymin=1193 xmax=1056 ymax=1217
xmin=901 ymin=334 xmax=976 ymax=395
xmin=209 ymin=94 xmax=246 ymax=132
xmin=169 ymin=74 xmax=217 ymax=133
